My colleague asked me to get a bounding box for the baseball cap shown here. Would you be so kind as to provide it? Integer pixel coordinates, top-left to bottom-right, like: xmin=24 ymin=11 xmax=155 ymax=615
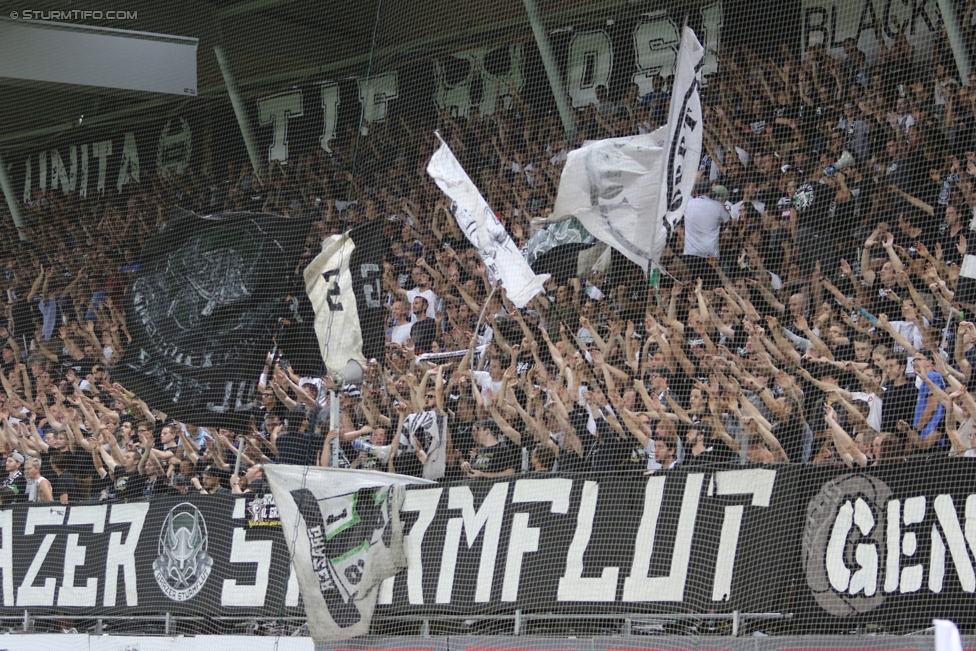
xmin=341 ymin=384 xmax=362 ymax=398
xmin=8 ymin=451 xmax=24 ymax=464
xmin=710 ymin=185 xmax=730 ymax=202
xmin=202 ymin=465 xmax=230 ymax=480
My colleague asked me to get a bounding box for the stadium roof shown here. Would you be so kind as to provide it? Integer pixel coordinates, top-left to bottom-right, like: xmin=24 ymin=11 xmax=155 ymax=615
xmin=0 ymin=0 xmax=666 ymax=149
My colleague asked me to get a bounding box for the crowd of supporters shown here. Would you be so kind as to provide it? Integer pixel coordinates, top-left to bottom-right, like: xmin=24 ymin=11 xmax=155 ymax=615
xmin=1 ymin=23 xmax=976 ymax=501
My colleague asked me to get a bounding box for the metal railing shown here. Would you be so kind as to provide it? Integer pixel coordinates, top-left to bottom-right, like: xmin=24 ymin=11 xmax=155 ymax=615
xmin=0 ymin=610 xmax=794 ymax=638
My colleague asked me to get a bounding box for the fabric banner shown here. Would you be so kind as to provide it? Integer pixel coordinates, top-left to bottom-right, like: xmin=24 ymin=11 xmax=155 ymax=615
xmin=550 ymin=128 xmax=668 ymax=270
xmin=305 ymin=221 xmax=391 ymax=374
xmin=115 ymin=212 xmax=308 ymax=429
xmin=265 ymin=466 xmax=432 ymax=642
xmin=2 ymin=461 xmax=976 ymax=633
xmin=426 ymin=137 xmax=550 ymax=308
xmin=655 ymin=25 xmax=705 ymax=265
xmin=0 ymin=494 xmax=295 ymax=617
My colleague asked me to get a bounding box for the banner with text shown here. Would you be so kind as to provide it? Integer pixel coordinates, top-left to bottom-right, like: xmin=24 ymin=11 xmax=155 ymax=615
xmin=2 ymin=461 xmax=976 ymax=633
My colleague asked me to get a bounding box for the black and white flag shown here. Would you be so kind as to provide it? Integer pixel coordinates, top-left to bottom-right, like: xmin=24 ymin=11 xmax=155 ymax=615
xmin=550 ymin=128 xmax=668 ymax=271
xmin=398 ymin=411 xmax=446 ymax=481
xmin=264 ymin=465 xmax=432 ymax=642
xmin=546 ymin=27 xmax=703 ymax=270
xmin=114 ymin=211 xmax=307 ymax=427
xmin=304 ymin=220 xmax=391 ymax=373
xmin=427 ymin=136 xmax=549 ymax=308
xmin=656 ymin=26 xmax=705 ymax=262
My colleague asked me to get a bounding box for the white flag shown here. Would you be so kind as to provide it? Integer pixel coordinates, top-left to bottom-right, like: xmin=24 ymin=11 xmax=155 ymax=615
xmin=550 ymin=127 xmax=668 ymax=270
xmin=304 ymin=232 xmax=366 ymax=373
xmin=935 ymin=619 xmax=964 ymax=651
xmin=427 ymin=137 xmax=550 ymax=307
xmin=264 ymin=465 xmax=433 ymax=643
xmin=655 ymin=26 xmax=705 ymax=263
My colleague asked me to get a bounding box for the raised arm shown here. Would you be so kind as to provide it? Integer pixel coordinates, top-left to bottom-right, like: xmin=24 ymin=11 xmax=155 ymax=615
xmin=823 ymin=405 xmax=867 ymax=467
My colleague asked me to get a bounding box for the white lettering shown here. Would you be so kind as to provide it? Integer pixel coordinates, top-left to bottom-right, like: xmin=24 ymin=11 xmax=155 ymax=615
xmin=92 ymin=140 xmax=113 ymax=195
xmin=557 ymin=480 xmax=618 ymax=602
xmin=116 ymin=132 xmax=141 ymax=192
xmin=433 ymin=45 xmax=524 ymax=118
xmin=80 ymin=144 xmax=89 ymax=198
xmin=436 ymin=483 xmax=508 ymax=603
xmin=567 ymin=30 xmax=613 ymax=108
xmin=631 ymin=18 xmax=678 ymax=96
xmin=623 ymin=473 xmax=703 ymax=602
xmin=0 ymin=510 xmax=12 ymax=606
xmin=357 ymin=72 xmax=399 ymax=124
xmin=50 ymin=146 xmax=77 ymax=195
xmin=502 ymin=478 xmax=572 ymax=602
xmin=900 ymin=495 xmax=926 ymax=593
xmin=57 ymin=505 xmax=106 ymax=607
xmin=930 ymin=494 xmax=975 ymax=593
xmin=221 ymin=528 xmax=272 ymax=607
xmin=711 ymin=469 xmax=775 ymax=601
xmin=379 ymin=487 xmax=443 ymax=605
xmin=257 ymin=90 xmax=304 ymax=163
xmin=319 ymin=83 xmax=340 ymax=153
xmin=18 ymin=508 xmax=65 ymax=607
xmin=103 ymin=502 xmax=149 ymax=607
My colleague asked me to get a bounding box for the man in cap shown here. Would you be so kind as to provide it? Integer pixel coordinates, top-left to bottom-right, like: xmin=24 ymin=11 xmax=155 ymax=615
xmin=192 ymin=465 xmax=231 ymax=495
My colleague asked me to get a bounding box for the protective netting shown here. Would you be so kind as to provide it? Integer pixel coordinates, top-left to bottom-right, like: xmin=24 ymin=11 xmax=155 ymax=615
xmin=0 ymin=0 xmax=976 ymax=644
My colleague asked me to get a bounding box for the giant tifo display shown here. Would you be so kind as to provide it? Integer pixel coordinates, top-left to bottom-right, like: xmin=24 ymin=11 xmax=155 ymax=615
xmin=0 ymin=0 xmax=975 ymax=646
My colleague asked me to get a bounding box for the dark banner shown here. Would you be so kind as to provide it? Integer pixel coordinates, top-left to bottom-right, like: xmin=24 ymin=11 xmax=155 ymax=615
xmin=112 ymin=211 xmax=309 ymax=429
xmin=378 ymin=461 xmax=976 ymax=632
xmin=3 ymin=462 xmax=976 ymax=631
xmin=376 ymin=467 xmax=798 ymax=616
xmin=6 ymin=111 xmax=202 ymax=204
xmin=0 ymin=493 xmax=298 ymax=616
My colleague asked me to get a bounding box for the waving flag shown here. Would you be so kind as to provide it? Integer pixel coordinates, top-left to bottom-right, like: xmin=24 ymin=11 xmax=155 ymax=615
xmin=114 ymin=211 xmax=307 ymax=427
xmin=550 ymin=128 xmax=668 ymax=270
xmin=655 ymin=26 xmax=706 ymax=263
xmin=427 ymin=135 xmax=549 ymax=307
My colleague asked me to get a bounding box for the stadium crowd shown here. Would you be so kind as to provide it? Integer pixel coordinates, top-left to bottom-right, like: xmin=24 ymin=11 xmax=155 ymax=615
xmin=0 ymin=22 xmax=976 ymax=501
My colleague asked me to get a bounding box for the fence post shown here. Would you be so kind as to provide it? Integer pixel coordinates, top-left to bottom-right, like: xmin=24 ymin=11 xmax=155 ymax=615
xmin=732 ymin=610 xmax=740 ymax=637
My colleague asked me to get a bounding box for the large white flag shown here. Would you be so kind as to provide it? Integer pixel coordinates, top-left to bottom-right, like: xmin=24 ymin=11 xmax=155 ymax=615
xmin=655 ymin=26 xmax=705 ymax=263
xmin=550 ymin=127 xmax=668 ymax=270
xmin=935 ymin=619 xmax=963 ymax=651
xmin=264 ymin=466 xmax=433 ymax=642
xmin=427 ymin=136 xmax=550 ymax=307
xmin=305 ymin=232 xmax=366 ymax=373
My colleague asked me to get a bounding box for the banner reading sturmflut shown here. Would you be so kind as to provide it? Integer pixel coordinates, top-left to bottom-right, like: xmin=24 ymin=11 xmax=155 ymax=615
xmin=655 ymin=26 xmax=705 ymax=263
xmin=550 ymin=127 xmax=668 ymax=270
xmin=426 ymin=136 xmax=549 ymax=308
xmin=264 ymin=466 xmax=433 ymax=643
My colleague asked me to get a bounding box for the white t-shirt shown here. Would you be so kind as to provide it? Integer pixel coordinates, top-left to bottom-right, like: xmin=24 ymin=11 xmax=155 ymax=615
xmin=390 ymin=322 xmax=413 ymax=345
xmin=406 ymin=288 xmax=440 ymax=321
xmin=472 ymin=370 xmax=504 ymax=404
xmin=730 ymin=200 xmax=765 ymax=220
xmin=683 ymin=196 xmax=730 ymax=258
xmin=851 ymin=391 xmax=883 ymax=432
